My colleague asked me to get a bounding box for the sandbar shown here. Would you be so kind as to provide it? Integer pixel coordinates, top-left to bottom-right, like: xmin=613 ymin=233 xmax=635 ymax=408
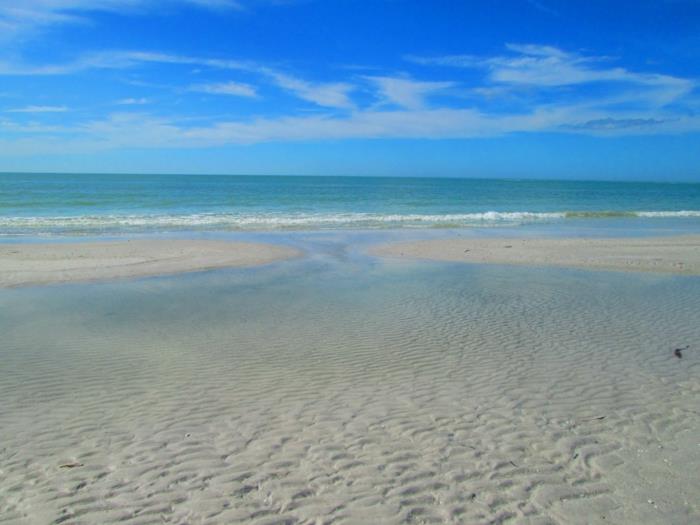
xmin=371 ymin=234 xmax=700 ymax=275
xmin=0 ymin=239 xmax=301 ymax=287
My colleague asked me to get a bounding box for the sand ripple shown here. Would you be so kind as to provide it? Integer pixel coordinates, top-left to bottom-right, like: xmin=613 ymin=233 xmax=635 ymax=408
xmin=0 ymin=262 xmax=698 ymax=524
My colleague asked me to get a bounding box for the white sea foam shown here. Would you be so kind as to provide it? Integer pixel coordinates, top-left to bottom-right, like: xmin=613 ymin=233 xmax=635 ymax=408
xmin=637 ymin=210 xmax=700 ymax=217
xmin=0 ymin=210 xmax=698 ymax=233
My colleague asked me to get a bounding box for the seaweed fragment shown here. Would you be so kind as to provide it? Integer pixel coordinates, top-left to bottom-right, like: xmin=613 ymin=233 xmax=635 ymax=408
xmin=674 ymin=345 xmax=689 ymax=359
xmin=59 ymin=462 xmax=83 ymax=469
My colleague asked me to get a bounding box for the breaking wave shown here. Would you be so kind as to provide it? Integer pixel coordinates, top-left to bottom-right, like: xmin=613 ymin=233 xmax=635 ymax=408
xmin=1 ymin=209 xmax=699 ymax=234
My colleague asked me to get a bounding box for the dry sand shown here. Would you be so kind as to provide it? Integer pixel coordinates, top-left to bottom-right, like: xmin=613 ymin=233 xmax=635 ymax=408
xmin=0 ymin=239 xmax=301 ymax=287
xmin=371 ymin=235 xmax=700 ymax=274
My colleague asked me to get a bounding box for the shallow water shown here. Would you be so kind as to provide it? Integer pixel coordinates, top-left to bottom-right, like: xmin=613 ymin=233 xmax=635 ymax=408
xmin=1 ymin=233 xmax=699 ymax=524
xmin=2 ymin=173 xmax=700 ymax=234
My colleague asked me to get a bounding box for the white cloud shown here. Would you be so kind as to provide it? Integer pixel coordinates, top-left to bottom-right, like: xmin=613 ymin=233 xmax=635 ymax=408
xmin=408 ymin=44 xmax=695 ymax=107
xmin=116 ymin=97 xmax=149 ymax=105
xmin=1 ymin=43 xmax=697 ymax=155
xmin=0 ymin=49 xmax=356 ymax=108
xmin=113 ymin=51 xmax=250 ymax=71
xmin=564 ymin=117 xmax=669 ymax=131
xmin=367 ymin=76 xmax=454 ymax=109
xmin=264 ymin=71 xmax=355 ymax=109
xmin=0 ymin=1 xmax=243 ymax=40
xmin=189 ymin=81 xmax=257 ymax=97
xmin=94 ymin=53 xmax=352 ymax=108
xmin=0 ymin=50 xmax=252 ymax=76
xmin=4 ymin=98 xmax=700 ymax=159
xmin=6 ymin=105 xmax=68 ymax=113
xmin=526 ymin=0 xmax=558 ymax=16
xmin=0 ymin=51 xmax=358 ymax=111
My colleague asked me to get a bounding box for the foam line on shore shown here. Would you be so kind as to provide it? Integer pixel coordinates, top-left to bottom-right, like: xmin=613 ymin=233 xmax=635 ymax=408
xmin=1 ymin=209 xmax=699 ymax=234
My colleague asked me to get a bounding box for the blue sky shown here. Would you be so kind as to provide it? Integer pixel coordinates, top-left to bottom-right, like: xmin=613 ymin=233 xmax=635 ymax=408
xmin=1 ymin=0 xmax=699 ymax=180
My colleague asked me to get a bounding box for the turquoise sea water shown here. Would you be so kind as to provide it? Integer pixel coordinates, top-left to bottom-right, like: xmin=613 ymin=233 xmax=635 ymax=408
xmin=1 ymin=173 xmax=700 ymax=235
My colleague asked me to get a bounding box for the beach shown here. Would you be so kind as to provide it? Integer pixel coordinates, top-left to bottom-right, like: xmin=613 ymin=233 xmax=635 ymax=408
xmin=370 ymin=235 xmax=700 ymax=275
xmin=0 ymin=240 xmax=300 ymax=287
xmin=2 ymin=234 xmax=700 ymax=289
xmin=1 ymin=174 xmax=699 ymax=524
xmin=1 ymin=231 xmax=699 ymax=524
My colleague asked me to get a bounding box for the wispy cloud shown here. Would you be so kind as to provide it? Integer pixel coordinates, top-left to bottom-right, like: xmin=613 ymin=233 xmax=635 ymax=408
xmin=112 ymin=51 xmax=250 ymax=71
xmin=0 ymin=50 xmax=357 ymax=109
xmin=189 ymin=81 xmax=258 ymax=97
xmin=1 ymin=43 xmax=698 ymax=156
xmin=264 ymin=71 xmax=355 ymax=109
xmin=114 ymin=53 xmax=356 ymax=108
xmin=6 ymin=105 xmax=69 ymax=113
xmin=563 ymin=117 xmax=670 ymax=131
xmin=407 ymin=44 xmax=695 ymax=107
xmin=367 ymin=76 xmax=454 ymax=109
xmin=116 ymin=97 xmax=149 ymax=105
xmin=0 ymin=1 xmax=243 ymax=40
xmin=526 ymin=0 xmax=558 ymax=17
xmin=4 ymin=99 xmax=700 ymax=159
xmin=0 ymin=49 xmax=256 ymax=76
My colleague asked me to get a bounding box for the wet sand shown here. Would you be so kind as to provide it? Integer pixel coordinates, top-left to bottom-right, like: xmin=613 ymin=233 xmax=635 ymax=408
xmin=0 ymin=240 xmax=301 ymax=287
xmin=370 ymin=235 xmax=700 ymax=274
xmin=1 ymin=235 xmax=699 ymax=524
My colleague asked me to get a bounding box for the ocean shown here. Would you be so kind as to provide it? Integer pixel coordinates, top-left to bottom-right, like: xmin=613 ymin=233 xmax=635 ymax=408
xmin=1 ymin=172 xmax=699 ymax=235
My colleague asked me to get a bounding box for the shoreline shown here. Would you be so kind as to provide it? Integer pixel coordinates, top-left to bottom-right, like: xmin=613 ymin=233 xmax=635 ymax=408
xmin=3 ymin=233 xmax=700 ymax=288
xmin=0 ymin=239 xmax=302 ymax=287
xmin=370 ymin=234 xmax=700 ymax=275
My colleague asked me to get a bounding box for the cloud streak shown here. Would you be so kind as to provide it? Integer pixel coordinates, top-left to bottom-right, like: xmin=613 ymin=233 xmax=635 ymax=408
xmin=0 ymin=51 xmax=356 ymax=109
xmin=563 ymin=117 xmax=670 ymax=131
xmin=6 ymin=105 xmax=69 ymax=113
xmin=368 ymin=76 xmax=454 ymax=109
xmin=3 ymin=101 xmax=700 ymax=159
xmin=0 ymin=1 xmax=243 ymax=40
xmin=263 ymin=71 xmax=355 ymax=109
xmin=1 ymin=43 xmax=698 ymax=157
xmin=408 ymin=44 xmax=695 ymax=107
xmin=116 ymin=97 xmax=149 ymax=105
xmin=189 ymin=81 xmax=258 ymax=97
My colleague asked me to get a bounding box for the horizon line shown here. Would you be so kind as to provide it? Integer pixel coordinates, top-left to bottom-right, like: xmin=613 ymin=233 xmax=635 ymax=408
xmin=1 ymin=171 xmax=698 ymax=185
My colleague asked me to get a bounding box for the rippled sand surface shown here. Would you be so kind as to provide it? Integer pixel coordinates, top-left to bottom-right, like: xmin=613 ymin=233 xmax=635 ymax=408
xmin=1 ymin=247 xmax=699 ymax=524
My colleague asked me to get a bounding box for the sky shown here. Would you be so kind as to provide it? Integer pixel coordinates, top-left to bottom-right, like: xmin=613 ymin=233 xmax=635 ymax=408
xmin=0 ymin=0 xmax=699 ymax=180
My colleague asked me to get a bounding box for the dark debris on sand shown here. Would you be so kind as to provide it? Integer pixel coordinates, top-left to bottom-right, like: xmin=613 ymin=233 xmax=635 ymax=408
xmin=674 ymin=345 xmax=689 ymax=358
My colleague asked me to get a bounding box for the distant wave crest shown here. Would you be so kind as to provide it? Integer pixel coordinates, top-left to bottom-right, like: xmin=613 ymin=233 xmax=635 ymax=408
xmin=1 ymin=210 xmax=699 ymax=234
